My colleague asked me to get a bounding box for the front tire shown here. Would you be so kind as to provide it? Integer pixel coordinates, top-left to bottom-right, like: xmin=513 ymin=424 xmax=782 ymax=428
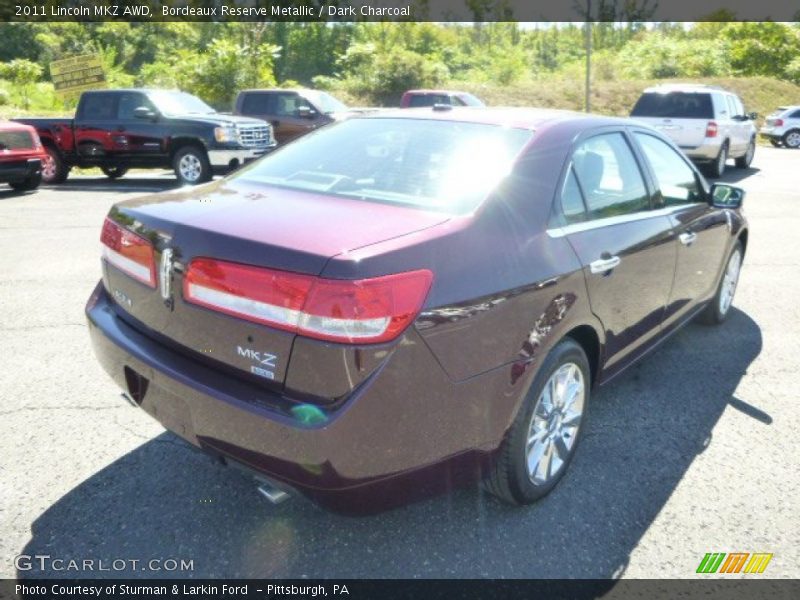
xmin=735 ymin=138 xmax=755 ymax=169
xmin=484 ymin=338 xmax=590 ymax=505
xmin=101 ymin=166 xmax=128 ymax=179
xmin=173 ymin=146 xmax=211 ymax=185
xmin=698 ymin=241 xmax=743 ymax=325
xmin=9 ymin=172 xmax=42 ymax=192
xmin=41 ymin=145 xmax=69 ymax=184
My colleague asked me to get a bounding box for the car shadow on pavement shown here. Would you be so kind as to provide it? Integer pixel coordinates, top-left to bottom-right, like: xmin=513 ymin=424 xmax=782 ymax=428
xmin=714 ymin=166 xmax=761 ymax=184
xmin=17 ymin=308 xmax=763 ymax=580
xmin=41 ymin=177 xmax=181 ymax=194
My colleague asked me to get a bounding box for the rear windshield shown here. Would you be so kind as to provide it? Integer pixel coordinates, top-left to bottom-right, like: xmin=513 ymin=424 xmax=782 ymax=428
xmin=631 ymin=92 xmax=714 ymax=119
xmin=233 ymin=117 xmax=533 ymax=214
xmin=0 ymin=130 xmax=34 ymax=150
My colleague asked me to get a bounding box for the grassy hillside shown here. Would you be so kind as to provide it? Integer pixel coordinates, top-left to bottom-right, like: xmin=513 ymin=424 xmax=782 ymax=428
xmin=337 ymin=76 xmax=800 ymax=126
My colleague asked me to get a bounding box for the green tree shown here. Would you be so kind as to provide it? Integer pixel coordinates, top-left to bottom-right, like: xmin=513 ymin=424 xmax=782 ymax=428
xmin=0 ymin=59 xmax=42 ymax=109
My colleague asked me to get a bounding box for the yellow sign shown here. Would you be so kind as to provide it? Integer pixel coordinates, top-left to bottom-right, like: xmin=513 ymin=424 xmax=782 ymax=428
xmin=50 ymin=54 xmax=106 ymax=95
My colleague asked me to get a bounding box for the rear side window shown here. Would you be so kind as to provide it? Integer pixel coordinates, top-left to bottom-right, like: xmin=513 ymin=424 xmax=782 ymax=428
xmin=572 ymin=133 xmax=649 ymax=220
xmin=560 ymin=168 xmax=587 ymax=224
xmin=631 ymin=92 xmax=714 ymax=119
xmin=634 ymin=133 xmax=703 ymax=207
xmin=791 ymin=110 xmax=800 ymax=119
xmin=408 ymin=94 xmax=448 ymax=108
xmin=78 ymin=94 xmax=117 ymax=120
xmin=240 ymin=93 xmax=274 ymax=115
xmin=0 ymin=130 xmax=34 ymax=150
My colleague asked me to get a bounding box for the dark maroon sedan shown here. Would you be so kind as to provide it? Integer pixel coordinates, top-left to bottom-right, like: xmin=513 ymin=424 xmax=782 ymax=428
xmin=86 ymin=107 xmax=748 ymax=511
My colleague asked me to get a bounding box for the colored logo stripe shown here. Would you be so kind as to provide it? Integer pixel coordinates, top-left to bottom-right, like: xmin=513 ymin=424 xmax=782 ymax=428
xmin=697 ymin=552 xmax=773 ymax=574
xmin=744 ymin=553 xmax=773 ymax=574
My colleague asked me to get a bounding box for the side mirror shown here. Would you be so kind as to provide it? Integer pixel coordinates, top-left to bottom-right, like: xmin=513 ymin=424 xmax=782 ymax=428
xmin=710 ymin=183 xmax=745 ymax=209
xmin=133 ymin=107 xmax=157 ymax=121
xmin=748 ymin=111 xmax=758 ymax=121
xmin=296 ymin=106 xmax=316 ymax=119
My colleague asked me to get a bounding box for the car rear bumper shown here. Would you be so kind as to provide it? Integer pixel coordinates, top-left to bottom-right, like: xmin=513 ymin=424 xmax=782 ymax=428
xmin=85 ymin=282 xmax=522 ymax=511
xmin=0 ymin=157 xmax=42 ymax=182
xmin=679 ymin=142 xmax=722 ymax=161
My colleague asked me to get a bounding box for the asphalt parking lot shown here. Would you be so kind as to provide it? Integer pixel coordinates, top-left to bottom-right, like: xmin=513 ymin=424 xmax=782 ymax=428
xmin=1 ymin=148 xmax=798 ymax=580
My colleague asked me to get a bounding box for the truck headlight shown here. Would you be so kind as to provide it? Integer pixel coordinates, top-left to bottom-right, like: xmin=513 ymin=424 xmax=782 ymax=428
xmin=214 ymin=126 xmax=238 ymax=143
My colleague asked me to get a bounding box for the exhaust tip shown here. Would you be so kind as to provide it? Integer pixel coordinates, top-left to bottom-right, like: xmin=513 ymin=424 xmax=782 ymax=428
xmin=256 ymin=479 xmax=291 ymax=504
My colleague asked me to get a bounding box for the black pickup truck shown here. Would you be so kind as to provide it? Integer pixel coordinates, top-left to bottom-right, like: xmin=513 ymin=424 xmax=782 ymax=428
xmin=15 ymin=89 xmax=276 ymax=185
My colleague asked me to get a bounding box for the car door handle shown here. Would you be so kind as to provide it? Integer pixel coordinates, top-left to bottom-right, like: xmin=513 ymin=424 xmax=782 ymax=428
xmin=679 ymin=232 xmax=697 ymax=246
xmin=589 ymin=255 xmax=621 ymax=274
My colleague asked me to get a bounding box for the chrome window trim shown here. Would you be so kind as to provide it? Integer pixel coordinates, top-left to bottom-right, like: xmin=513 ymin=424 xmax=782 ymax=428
xmin=547 ymin=202 xmax=705 ymax=238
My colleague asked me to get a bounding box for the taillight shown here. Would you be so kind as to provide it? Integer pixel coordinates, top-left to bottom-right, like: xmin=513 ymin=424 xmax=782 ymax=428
xmin=705 ymin=121 xmax=718 ymax=138
xmin=773 ymin=118 xmax=784 ymax=127
xmin=184 ymin=258 xmax=433 ymax=344
xmin=100 ymin=218 xmax=156 ymax=288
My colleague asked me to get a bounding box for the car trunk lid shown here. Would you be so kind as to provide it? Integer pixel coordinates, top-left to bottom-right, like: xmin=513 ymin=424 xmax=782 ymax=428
xmin=101 ymin=178 xmax=449 ymax=389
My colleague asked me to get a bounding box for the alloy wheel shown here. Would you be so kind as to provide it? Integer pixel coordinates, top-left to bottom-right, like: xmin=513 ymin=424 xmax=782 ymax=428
xmin=41 ymin=152 xmax=57 ymax=182
xmin=526 ymin=362 xmax=585 ymax=485
xmin=178 ymin=154 xmax=202 ymax=183
xmin=785 ymin=131 xmax=800 ymax=148
xmin=719 ymin=249 xmax=742 ymax=316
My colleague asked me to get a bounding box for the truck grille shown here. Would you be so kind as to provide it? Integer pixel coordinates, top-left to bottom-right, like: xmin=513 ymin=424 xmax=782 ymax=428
xmin=237 ymin=124 xmax=273 ymax=150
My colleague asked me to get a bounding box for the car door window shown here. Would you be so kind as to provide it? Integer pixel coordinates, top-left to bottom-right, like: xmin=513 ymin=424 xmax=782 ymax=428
xmin=274 ymin=93 xmax=300 ymax=117
xmin=790 ymin=110 xmax=800 ymax=119
xmin=78 ymin=94 xmax=117 ymax=120
xmin=117 ymin=93 xmax=155 ymax=120
xmin=634 ymin=133 xmax=704 ymax=207
xmin=725 ymin=96 xmax=738 ymax=119
xmin=572 ymin=133 xmax=649 ymax=220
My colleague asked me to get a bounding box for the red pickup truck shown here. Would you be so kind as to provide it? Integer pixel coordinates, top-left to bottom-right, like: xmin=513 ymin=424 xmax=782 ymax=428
xmin=0 ymin=122 xmax=46 ymax=192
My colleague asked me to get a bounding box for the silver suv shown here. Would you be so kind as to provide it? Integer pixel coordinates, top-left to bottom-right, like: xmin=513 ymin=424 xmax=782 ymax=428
xmin=631 ymin=84 xmax=757 ymax=177
xmin=759 ymin=106 xmax=800 ymax=148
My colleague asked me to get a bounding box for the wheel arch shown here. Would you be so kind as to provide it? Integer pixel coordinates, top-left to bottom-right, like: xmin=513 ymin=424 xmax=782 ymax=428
xmin=563 ymin=324 xmax=602 ymax=387
xmin=168 ymin=137 xmax=208 ymax=161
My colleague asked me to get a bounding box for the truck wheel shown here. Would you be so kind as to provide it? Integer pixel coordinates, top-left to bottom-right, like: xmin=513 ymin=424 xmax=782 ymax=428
xmin=41 ymin=145 xmax=69 ymax=184
xmin=101 ymin=166 xmax=128 ymax=179
xmin=9 ymin=172 xmax=42 ymax=192
xmin=173 ymin=146 xmax=211 ymax=185
xmin=734 ymin=138 xmax=755 ymax=169
xmin=706 ymin=143 xmax=728 ymax=178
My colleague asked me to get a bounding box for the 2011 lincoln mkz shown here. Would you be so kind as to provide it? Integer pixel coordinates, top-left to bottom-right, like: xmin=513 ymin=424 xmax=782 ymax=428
xmin=86 ymin=107 xmax=748 ymax=512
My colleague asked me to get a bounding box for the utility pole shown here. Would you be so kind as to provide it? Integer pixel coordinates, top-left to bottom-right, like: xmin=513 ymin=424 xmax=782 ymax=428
xmin=585 ymin=0 xmax=592 ymax=113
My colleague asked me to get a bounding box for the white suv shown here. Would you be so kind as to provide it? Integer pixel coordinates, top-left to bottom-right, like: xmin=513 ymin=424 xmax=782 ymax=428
xmin=759 ymin=106 xmax=800 ymax=148
xmin=630 ymin=84 xmax=757 ymax=177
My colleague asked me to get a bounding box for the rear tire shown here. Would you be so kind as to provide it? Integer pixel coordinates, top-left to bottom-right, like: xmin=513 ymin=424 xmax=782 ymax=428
xmin=483 ymin=338 xmax=590 ymax=505
xmin=698 ymin=241 xmax=743 ymax=326
xmin=101 ymin=166 xmax=128 ymax=179
xmin=734 ymin=138 xmax=755 ymax=169
xmin=707 ymin=143 xmax=728 ymax=178
xmin=782 ymin=130 xmax=800 ymax=149
xmin=41 ymin=145 xmax=69 ymax=184
xmin=9 ymin=172 xmax=42 ymax=192
xmin=173 ymin=146 xmax=211 ymax=185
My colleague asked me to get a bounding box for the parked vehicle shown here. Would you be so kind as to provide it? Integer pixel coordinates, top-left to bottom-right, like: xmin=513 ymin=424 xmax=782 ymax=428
xmin=0 ymin=122 xmax=46 ymax=192
xmin=400 ymin=89 xmax=485 ymax=108
xmin=234 ymin=88 xmax=372 ymax=145
xmin=15 ymin=89 xmax=276 ymax=186
xmin=759 ymin=106 xmax=800 ymax=148
xmin=631 ymin=84 xmax=757 ymax=177
xmin=86 ymin=108 xmax=747 ymax=511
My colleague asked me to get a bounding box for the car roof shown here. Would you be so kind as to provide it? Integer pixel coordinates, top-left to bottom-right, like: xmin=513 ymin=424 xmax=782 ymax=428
xmin=404 ymin=89 xmax=470 ymax=95
xmin=642 ymin=83 xmax=731 ymax=94
xmin=358 ymin=106 xmax=630 ymax=131
xmin=0 ymin=121 xmax=35 ymax=132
